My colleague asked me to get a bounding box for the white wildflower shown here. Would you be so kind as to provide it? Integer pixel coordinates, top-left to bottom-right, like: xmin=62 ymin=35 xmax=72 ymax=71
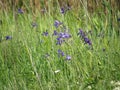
xmin=54 ymin=70 xmax=60 ymax=73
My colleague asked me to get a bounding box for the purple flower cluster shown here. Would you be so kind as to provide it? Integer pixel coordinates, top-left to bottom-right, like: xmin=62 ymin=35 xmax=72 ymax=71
xmin=58 ymin=49 xmax=65 ymax=56
xmin=58 ymin=49 xmax=71 ymax=60
xmin=59 ymin=32 xmax=71 ymax=38
xmin=53 ymin=20 xmax=71 ymax=45
xmin=56 ymin=32 xmax=71 ymax=45
xmin=84 ymin=37 xmax=92 ymax=45
xmin=78 ymin=29 xmax=92 ymax=45
xmin=18 ymin=8 xmax=23 ymax=14
xmin=53 ymin=20 xmax=72 ymax=60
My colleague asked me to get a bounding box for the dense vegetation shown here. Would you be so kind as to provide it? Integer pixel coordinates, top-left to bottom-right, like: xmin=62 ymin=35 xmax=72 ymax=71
xmin=0 ymin=0 xmax=120 ymax=90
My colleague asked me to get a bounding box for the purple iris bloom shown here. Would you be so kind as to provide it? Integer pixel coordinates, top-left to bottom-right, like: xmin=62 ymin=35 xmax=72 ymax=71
xmin=53 ymin=30 xmax=58 ymax=36
xmin=58 ymin=49 xmax=65 ymax=56
xmin=42 ymin=31 xmax=48 ymax=36
xmin=58 ymin=49 xmax=62 ymax=54
xmin=60 ymin=8 xmax=65 ymax=14
xmin=5 ymin=36 xmax=12 ymax=40
xmin=66 ymin=55 xmax=71 ymax=60
xmin=56 ymin=37 xmax=64 ymax=45
xmin=78 ymin=29 xmax=86 ymax=38
xmin=84 ymin=37 xmax=92 ymax=45
xmin=59 ymin=32 xmax=71 ymax=38
xmin=18 ymin=8 xmax=23 ymax=14
xmin=61 ymin=52 xmax=65 ymax=56
xmin=56 ymin=32 xmax=71 ymax=45
xmin=54 ymin=20 xmax=62 ymax=28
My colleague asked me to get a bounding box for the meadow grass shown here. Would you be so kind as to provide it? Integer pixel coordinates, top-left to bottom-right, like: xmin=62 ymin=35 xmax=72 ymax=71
xmin=0 ymin=6 xmax=120 ymax=90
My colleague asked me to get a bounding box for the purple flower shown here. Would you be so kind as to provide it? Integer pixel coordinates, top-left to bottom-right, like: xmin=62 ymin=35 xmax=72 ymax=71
xmin=56 ymin=32 xmax=71 ymax=45
xmin=84 ymin=37 xmax=92 ymax=45
xmin=61 ymin=52 xmax=65 ymax=56
xmin=66 ymin=55 xmax=71 ymax=60
xmin=56 ymin=37 xmax=64 ymax=45
xmin=53 ymin=30 xmax=58 ymax=36
xmin=54 ymin=20 xmax=62 ymax=28
xmin=60 ymin=5 xmax=71 ymax=14
xmin=78 ymin=29 xmax=92 ymax=46
xmin=58 ymin=49 xmax=61 ymax=53
xmin=58 ymin=49 xmax=65 ymax=56
xmin=59 ymin=32 xmax=71 ymax=38
xmin=5 ymin=36 xmax=12 ymax=40
xmin=78 ymin=29 xmax=86 ymax=38
xmin=18 ymin=8 xmax=23 ymax=14
xmin=42 ymin=31 xmax=48 ymax=36
xmin=60 ymin=8 xmax=65 ymax=14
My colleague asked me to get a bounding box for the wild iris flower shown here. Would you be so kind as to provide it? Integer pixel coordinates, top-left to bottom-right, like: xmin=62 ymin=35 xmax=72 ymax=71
xmin=56 ymin=32 xmax=71 ymax=45
xmin=84 ymin=37 xmax=92 ymax=45
xmin=53 ymin=30 xmax=58 ymax=36
xmin=56 ymin=37 xmax=64 ymax=45
xmin=5 ymin=36 xmax=12 ymax=40
xmin=66 ymin=55 xmax=71 ymax=60
xmin=58 ymin=49 xmax=65 ymax=56
xmin=18 ymin=8 xmax=23 ymax=14
xmin=78 ymin=29 xmax=92 ymax=45
xmin=42 ymin=31 xmax=48 ymax=36
xmin=54 ymin=20 xmax=62 ymax=28
xmin=60 ymin=8 xmax=65 ymax=14
xmin=59 ymin=32 xmax=71 ymax=38
xmin=54 ymin=20 xmax=71 ymax=45
xmin=78 ymin=29 xmax=86 ymax=38
xmin=60 ymin=5 xmax=71 ymax=14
